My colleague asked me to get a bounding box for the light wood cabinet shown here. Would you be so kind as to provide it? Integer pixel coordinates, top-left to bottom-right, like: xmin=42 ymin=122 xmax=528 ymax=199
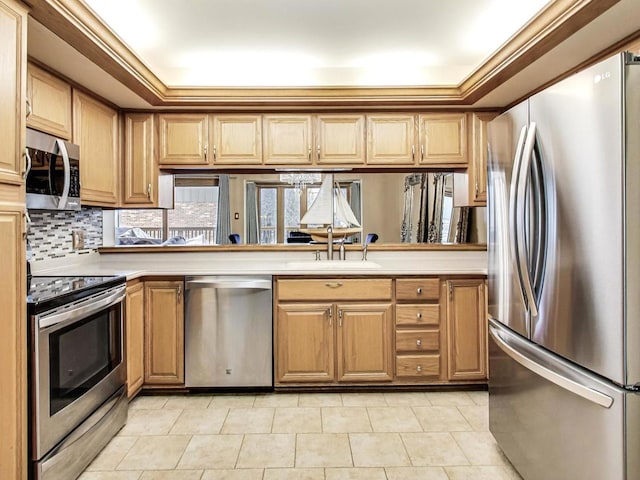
xmin=263 ymin=115 xmax=313 ymax=165
xmin=125 ymin=280 xmax=145 ymax=398
xmin=336 ymin=303 xmax=393 ymax=381
xmin=366 ymin=114 xmax=416 ymax=165
xmin=73 ymin=90 xmax=119 ymax=206
xmin=0 ymin=1 xmax=27 ymax=477
xmin=276 ymin=303 xmax=335 ymax=383
xmin=211 ymin=114 xmax=262 ymax=165
xmin=144 ymin=280 xmax=185 ymax=385
xmin=26 ymin=62 xmax=72 ymax=139
xmin=446 ymin=278 xmax=487 ymax=381
xmin=123 ymin=113 xmax=157 ymax=206
xmin=419 ymin=113 xmax=467 ymax=165
xmin=275 ymin=278 xmax=393 ymax=385
xmin=158 ymin=113 xmax=209 ymax=165
xmin=316 ymin=114 xmax=365 ymax=165
xmin=394 ymin=277 xmax=445 ymax=380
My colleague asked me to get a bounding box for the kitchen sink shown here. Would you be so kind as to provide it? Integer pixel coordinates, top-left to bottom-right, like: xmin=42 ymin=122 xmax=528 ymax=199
xmin=285 ymin=260 xmax=382 ymax=270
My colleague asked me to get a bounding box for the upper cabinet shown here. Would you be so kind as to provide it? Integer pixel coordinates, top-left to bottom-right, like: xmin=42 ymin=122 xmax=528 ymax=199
xmin=418 ymin=113 xmax=467 ymax=165
xmin=316 ymin=114 xmax=365 ymax=165
xmin=211 ymin=114 xmax=262 ymax=165
xmin=263 ymin=115 xmax=313 ymax=165
xmin=366 ymin=114 xmax=416 ymax=165
xmin=73 ymin=90 xmax=120 ymax=206
xmin=26 ymin=62 xmax=72 ymax=140
xmin=123 ymin=113 xmax=157 ymax=206
xmin=158 ymin=114 xmax=209 ymax=166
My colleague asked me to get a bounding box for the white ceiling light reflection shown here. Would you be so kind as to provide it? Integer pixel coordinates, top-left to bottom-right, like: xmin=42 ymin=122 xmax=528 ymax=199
xmin=461 ymin=0 xmax=549 ymax=55
xmin=85 ymin=0 xmax=158 ymax=50
xmin=175 ymin=51 xmax=324 ymax=87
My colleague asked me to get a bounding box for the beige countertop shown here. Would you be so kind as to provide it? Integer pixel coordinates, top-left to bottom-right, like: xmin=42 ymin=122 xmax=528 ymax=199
xmin=32 ymin=249 xmax=488 ymax=279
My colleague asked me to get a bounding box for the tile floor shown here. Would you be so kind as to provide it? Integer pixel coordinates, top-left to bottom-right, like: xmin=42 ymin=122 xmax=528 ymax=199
xmin=79 ymin=391 xmax=523 ymax=480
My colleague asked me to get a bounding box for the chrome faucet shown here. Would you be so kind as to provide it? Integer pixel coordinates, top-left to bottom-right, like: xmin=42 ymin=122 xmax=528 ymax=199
xmin=362 ymin=237 xmax=369 ymax=261
xmin=326 ymin=225 xmax=334 ymax=260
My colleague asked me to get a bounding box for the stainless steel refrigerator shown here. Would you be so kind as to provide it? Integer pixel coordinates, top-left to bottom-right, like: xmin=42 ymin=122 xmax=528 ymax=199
xmin=487 ymin=52 xmax=640 ymax=480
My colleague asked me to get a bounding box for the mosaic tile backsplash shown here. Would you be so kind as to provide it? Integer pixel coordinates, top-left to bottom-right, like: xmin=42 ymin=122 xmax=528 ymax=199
xmin=28 ymin=208 xmax=103 ymax=262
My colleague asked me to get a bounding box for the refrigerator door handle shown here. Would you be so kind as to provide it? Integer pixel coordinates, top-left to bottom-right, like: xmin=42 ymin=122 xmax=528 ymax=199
xmin=489 ymin=323 xmax=614 ymax=409
xmin=508 ymin=125 xmax=530 ymax=320
xmin=516 ymin=122 xmax=539 ymax=318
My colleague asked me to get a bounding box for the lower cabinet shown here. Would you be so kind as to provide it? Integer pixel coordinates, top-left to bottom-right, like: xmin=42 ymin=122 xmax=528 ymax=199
xmin=275 ymin=276 xmax=487 ymax=387
xmin=144 ymin=280 xmax=185 ymax=385
xmin=125 ymin=280 xmax=145 ymax=398
xmin=446 ymin=278 xmax=487 ymax=380
xmin=275 ymin=278 xmax=394 ymax=385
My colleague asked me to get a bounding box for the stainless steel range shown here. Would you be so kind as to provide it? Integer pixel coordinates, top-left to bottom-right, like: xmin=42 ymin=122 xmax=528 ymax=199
xmin=27 ymin=275 xmax=128 ymax=480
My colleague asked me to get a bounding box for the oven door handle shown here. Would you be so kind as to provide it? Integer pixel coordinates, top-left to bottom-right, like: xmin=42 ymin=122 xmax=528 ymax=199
xmin=38 ymin=285 xmax=126 ymax=330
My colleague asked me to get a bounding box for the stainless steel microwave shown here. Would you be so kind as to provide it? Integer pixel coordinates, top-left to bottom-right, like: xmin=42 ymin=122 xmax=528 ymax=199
xmin=26 ymin=128 xmax=81 ymax=210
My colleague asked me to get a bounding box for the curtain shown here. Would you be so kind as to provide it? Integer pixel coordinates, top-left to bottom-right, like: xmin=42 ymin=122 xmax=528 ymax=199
xmin=216 ymin=174 xmax=232 ymax=244
xmin=349 ymin=181 xmax=362 ymax=243
xmin=245 ymin=181 xmax=259 ymax=244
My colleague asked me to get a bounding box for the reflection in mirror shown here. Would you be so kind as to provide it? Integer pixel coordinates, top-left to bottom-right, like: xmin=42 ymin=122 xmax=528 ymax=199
xmin=235 ymin=172 xmax=483 ymax=245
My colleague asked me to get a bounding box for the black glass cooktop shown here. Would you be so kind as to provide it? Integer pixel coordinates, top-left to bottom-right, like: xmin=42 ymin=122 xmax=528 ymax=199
xmin=28 ymin=275 xmax=126 ymax=314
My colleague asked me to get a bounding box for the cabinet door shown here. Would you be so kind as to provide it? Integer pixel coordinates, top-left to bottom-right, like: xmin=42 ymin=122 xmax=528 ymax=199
xmin=0 ymin=0 xmax=26 ymax=187
xmin=446 ymin=279 xmax=487 ymax=380
xmin=144 ymin=280 xmax=185 ymax=385
xmin=125 ymin=281 xmax=145 ymax=398
xmin=158 ymin=114 xmax=209 ymax=165
xmin=211 ymin=114 xmax=262 ymax=165
xmin=468 ymin=112 xmax=494 ymax=205
xmin=73 ymin=90 xmax=119 ymax=206
xmin=336 ymin=303 xmax=393 ymax=382
xmin=366 ymin=114 xmax=416 ymax=165
xmin=419 ymin=113 xmax=467 ymax=165
xmin=276 ymin=303 xmax=334 ymax=383
xmin=123 ymin=113 xmax=156 ymax=205
xmin=316 ymin=114 xmax=365 ymax=165
xmin=26 ymin=62 xmax=72 ymax=139
xmin=0 ymin=187 xmax=26 ymax=480
xmin=263 ymin=115 xmax=312 ymax=165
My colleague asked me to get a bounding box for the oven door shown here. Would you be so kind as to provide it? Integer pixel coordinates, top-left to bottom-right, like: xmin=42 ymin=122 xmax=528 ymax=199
xmin=33 ymin=285 xmax=126 ymax=459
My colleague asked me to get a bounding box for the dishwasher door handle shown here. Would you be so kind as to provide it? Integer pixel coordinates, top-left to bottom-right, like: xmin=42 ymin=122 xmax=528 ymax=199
xmin=186 ymin=279 xmax=272 ymax=290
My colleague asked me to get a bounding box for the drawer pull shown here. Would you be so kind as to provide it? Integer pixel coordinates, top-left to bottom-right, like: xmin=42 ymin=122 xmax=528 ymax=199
xmin=416 ymin=339 xmax=422 ymax=346
xmin=416 ymin=287 xmax=422 ymax=294
xmin=416 ymin=365 xmax=422 ymax=372
xmin=416 ymin=313 xmax=422 ymax=320
xmin=325 ymin=282 xmax=343 ymax=288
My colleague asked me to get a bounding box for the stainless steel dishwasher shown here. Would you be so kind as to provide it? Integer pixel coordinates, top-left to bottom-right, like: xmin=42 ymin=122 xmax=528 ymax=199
xmin=185 ymin=276 xmax=273 ymax=387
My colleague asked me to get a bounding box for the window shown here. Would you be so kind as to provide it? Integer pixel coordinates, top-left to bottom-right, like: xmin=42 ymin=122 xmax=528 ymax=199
xmin=116 ymin=177 xmax=219 ymax=245
xmin=256 ymin=182 xmax=352 ymax=244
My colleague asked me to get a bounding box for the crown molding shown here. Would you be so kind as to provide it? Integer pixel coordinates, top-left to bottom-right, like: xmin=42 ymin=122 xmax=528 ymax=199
xmin=25 ymin=0 xmax=621 ymax=108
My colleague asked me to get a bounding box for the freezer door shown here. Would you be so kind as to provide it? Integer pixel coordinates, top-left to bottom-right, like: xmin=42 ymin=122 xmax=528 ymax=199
xmin=488 ymin=319 xmax=635 ymax=480
xmin=487 ymin=102 xmax=530 ymax=338
xmin=528 ymin=53 xmax=626 ymax=384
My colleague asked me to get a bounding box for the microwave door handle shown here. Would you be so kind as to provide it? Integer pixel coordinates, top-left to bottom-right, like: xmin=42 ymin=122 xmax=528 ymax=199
xmin=516 ymin=122 xmax=539 ymax=318
xmin=24 ymin=148 xmax=32 ymax=179
xmin=54 ymin=138 xmax=71 ymax=209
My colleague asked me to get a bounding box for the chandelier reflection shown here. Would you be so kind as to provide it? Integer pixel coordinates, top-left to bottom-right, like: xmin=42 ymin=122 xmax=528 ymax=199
xmin=279 ymin=172 xmax=322 ymax=192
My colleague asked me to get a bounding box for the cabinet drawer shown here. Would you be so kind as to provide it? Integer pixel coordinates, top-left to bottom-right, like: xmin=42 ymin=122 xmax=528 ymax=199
xmin=395 ymin=278 xmax=439 ymax=301
xmin=395 ymin=304 xmax=439 ymax=326
xmin=396 ymin=330 xmax=439 ymax=352
xmin=277 ymin=279 xmax=392 ymax=301
xmin=396 ymin=355 xmax=440 ymax=377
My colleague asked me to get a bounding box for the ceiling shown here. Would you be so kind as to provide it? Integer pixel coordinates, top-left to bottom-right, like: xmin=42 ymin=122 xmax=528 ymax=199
xmin=25 ymin=0 xmax=640 ymax=109
xmin=81 ymin=0 xmax=548 ymax=88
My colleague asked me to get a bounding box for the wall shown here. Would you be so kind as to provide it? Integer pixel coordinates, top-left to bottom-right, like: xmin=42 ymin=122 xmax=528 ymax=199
xmin=27 ymin=208 xmax=103 ymax=263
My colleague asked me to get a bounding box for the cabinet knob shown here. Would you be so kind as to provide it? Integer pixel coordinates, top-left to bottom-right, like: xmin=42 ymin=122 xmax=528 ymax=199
xmin=416 ymin=287 xmax=422 ymax=294
xmin=147 ymin=183 xmax=152 ymax=200
xmin=416 ymin=339 xmax=422 ymax=346
xmin=416 ymin=312 xmax=422 ymax=320
xmin=416 ymin=365 xmax=422 ymax=372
